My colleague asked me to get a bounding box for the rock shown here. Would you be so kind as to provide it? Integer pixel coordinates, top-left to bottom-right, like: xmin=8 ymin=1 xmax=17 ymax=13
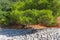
xmin=0 ymin=28 xmax=60 ymax=40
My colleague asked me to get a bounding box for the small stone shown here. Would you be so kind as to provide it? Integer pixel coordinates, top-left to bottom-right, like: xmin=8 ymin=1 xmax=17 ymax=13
xmin=0 ymin=28 xmax=60 ymax=40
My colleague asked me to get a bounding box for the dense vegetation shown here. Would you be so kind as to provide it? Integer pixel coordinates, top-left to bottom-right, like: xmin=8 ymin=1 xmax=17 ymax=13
xmin=0 ymin=0 xmax=60 ymax=28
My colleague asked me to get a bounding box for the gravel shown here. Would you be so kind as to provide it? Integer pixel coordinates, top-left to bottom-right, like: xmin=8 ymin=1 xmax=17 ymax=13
xmin=0 ymin=28 xmax=60 ymax=40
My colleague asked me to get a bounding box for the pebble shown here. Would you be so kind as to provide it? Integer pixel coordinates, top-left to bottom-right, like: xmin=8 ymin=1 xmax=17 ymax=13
xmin=0 ymin=28 xmax=60 ymax=40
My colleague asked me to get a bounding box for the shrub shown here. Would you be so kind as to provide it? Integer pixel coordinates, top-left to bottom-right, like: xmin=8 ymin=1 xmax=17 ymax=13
xmin=19 ymin=9 xmax=37 ymax=25
xmin=6 ymin=9 xmax=57 ymax=27
xmin=0 ymin=10 xmax=21 ymax=26
xmin=0 ymin=0 xmax=59 ymax=28
xmin=37 ymin=10 xmax=57 ymax=27
xmin=12 ymin=9 xmax=57 ymax=27
xmin=0 ymin=11 xmax=7 ymax=25
xmin=12 ymin=1 xmax=25 ymax=10
xmin=0 ymin=8 xmax=57 ymax=27
xmin=7 ymin=10 xmax=21 ymax=25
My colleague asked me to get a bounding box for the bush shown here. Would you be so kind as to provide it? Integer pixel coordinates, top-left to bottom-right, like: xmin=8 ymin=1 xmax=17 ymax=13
xmin=0 ymin=11 xmax=7 ymax=25
xmin=0 ymin=8 xmax=57 ymax=27
xmin=0 ymin=0 xmax=59 ymax=28
xmin=5 ymin=9 xmax=57 ymax=27
xmin=12 ymin=1 xmax=25 ymax=10
xmin=11 ymin=9 xmax=57 ymax=27
xmin=37 ymin=10 xmax=57 ymax=27
xmin=7 ymin=10 xmax=21 ymax=25
xmin=19 ymin=9 xmax=37 ymax=25
xmin=7 ymin=9 xmax=36 ymax=25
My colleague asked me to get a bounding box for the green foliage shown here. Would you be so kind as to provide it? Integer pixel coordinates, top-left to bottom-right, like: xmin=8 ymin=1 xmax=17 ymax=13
xmin=19 ymin=9 xmax=37 ymax=25
xmin=12 ymin=1 xmax=25 ymax=10
xmin=37 ymin=10 xmax=57 ymax=26
xmin=10 ymin=9 xmax=37 ymax=25
xmin=0 ymin=0 xmax=60 ymax=27
xmin=9 ymin=9 xmax=57 ymax=27
xmin=0 ymin=11 xmax=7 ymax=25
